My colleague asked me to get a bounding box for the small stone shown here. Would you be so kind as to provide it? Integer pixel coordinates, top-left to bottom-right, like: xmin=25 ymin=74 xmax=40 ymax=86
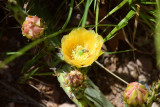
xmin=104 ymin=58 xmax=109 ymax=65
xmin=41 ymin=100 xmax=58 ymax=107
xmin=136 ymin=59 xmax=142 ymax=67
xmin=123 ymin=67 xmax=129 ymax=74
xmin=58 ymin=103 xmax=77 ymax=107
xmin=108 ymin=64 xmax=116 ymax=72
xmin=117 ymin=67 xmax=123 ymax=74
xmin=76 ymin=14 xmax=81 ymax=20
xmin=138 ymin=74 xmax=148 ymax=83
xmin=128 ymin=61 xmax=136 ymax=67
xmin=127 ymin=61 xmax=135 ymax=71
xmin=112 ymin=88 xmax=117 ymax=95
xmin=151 ymin=102 xmax=160 ymax=107
xmin=130 ymin=70 xmax=138 ymax=79
xmin=110 ymin=57 xmax=115 ymax=62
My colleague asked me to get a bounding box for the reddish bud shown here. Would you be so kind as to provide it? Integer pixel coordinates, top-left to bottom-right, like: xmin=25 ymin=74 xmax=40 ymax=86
xmin=21 ymin=15 xmax=44 ymax=40
xmin=66 ymin=70 xmax=85 ymax=87
xmin=123 ymin=82 xmax=149 ymax=106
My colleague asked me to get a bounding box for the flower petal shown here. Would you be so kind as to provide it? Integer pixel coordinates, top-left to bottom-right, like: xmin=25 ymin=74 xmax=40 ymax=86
xmin=61 ymin=28 xmax=104 ymax=68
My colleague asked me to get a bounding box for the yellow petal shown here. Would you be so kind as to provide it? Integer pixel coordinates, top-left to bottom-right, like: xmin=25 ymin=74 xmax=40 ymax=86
xmin=61 ymin=27 xmax=104 ymax=68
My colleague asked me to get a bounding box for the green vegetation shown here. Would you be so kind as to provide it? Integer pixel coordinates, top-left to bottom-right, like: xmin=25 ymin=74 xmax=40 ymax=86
xmin=1 ymin=0 xmax=159 ymax=106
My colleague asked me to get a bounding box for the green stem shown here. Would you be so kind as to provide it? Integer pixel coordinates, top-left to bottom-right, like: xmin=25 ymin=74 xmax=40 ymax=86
xmin=0 ymin=0 xmax=74 ymax=69
xmin=7 ymin=0 xmax=26 ymax=24
xmin=81 ymin=0 xmax=90 ymax=27
xmin=95 ymin=0 xmax=99 ymax=33
xmin=0 ymin=32 xmax=57 ymax=69
xmin=146 ymin=90 xmax=155 ymax=107
xmin=61 ymin=0 xmax=74 ymax=30
xmin=155 ymin=0 xmax=160 ymax=69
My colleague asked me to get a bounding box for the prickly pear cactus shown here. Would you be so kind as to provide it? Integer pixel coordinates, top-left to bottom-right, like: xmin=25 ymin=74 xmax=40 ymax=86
xmin=123 ymin=82 xmax=148 ymax=106
xmin=21 ymin=15 xmax=45 ymax=40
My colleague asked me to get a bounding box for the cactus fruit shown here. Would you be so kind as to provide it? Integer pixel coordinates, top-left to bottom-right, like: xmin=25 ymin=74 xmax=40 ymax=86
xmin=123 ymin=82 xmax=149 ymax=106
xmin=65 ymin=70 xmax=86 ymax=87
xmin=21 ymin=15 xmax=44 ymax=40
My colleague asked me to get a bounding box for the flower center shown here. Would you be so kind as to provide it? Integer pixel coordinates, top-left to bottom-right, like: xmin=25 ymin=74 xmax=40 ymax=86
xmin=72 ymin=45 xmax=89 ymax=62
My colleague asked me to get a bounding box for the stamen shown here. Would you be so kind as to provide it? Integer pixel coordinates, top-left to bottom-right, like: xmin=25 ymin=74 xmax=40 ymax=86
xmin=78 ymin=50 xmax=83 ymax=56
xmin=72 ymin=45 xmax=89 ymax=62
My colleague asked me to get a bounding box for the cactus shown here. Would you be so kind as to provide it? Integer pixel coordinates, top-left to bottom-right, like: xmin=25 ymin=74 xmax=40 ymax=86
xmin=57 ymin=69 xmax=92 ymax=107
xmin=21 ymin=15 xmax=45 ymax=40
xmin=146 ymin=79 xmax=160 ymax=106
xmin=64 ymin=70 xmax=86 ymax=87
xmin=123 ymin=82 xmax=149 ymax=106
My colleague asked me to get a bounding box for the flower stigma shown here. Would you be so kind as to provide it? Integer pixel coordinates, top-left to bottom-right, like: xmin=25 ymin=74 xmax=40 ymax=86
xmin=72 ymin=45 xmax=89 ymax=62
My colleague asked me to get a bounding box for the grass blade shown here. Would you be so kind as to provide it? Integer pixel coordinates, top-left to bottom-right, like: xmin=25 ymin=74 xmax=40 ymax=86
xmin=104 ymin=10 xmax=136 ymax=42
xmin=155 ymin=0 xmax=160 ymax=68
xmin=103 ymin=49 xmax=135 ymax=54
xmin=75 ymin=0 xmax=85 ymax=8
xmin=95 ymin=0 xmax=99 ymax=33
xmin=139 ymin=2 xmax=156 ymax=5
xmin=20 ymin=67 xmax=39 ymax=83
xmin=98 ymin=0 xmax=128 ymax=24
xmin=81 ymin=0 xmax=91 ymax=27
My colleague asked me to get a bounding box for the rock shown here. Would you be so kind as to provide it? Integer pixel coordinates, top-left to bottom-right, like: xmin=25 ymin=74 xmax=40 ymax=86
xmin=108 ymin=64 xmax=116 ymax=72
xmin=136 ymin=59 xmax=142 ymax=67
xmin=112 ymin=88 xmax=117 ymax=95
xmin=58 ymin=103 xmax=77 ymax=107
xmin=110 ymin=86 xmax=117 ymax=95
xmin=104 ymin=57 xmax=109 ymax=65
xmin=113 ymin=95 xmax=124 ymax=107
xmin=127 ymin=61 xmax=136 ymax=71
xmin=42 ymin=100 xmax=58 ymax=107
xmin=127 ymin=64 xmax=135 ymax=71
xmin=130 ymin=70 xmax=138 ymax=79
xmin=123 ymin=67 xmax=129 ymax=74
xmin=117 ymin=67 xmax=123 ymax=74
xmin=138 ymin=74 xmax=148 ymax=83
xmin=151 ymin=102 xmax=160 ymax=107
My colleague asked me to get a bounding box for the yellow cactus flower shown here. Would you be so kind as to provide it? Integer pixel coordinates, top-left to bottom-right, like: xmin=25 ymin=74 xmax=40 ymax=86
xmin=61 ymin=28 xmax=103 ymax=68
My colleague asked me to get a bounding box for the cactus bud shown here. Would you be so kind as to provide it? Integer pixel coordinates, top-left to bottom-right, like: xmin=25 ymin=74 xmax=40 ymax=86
xmin=123 ymin=82 xmax=149 ymax=106
xmin=65 ymin=70 xmax=85 ymax=87
xmin=21 ymin=15 xmax=44 ymax=40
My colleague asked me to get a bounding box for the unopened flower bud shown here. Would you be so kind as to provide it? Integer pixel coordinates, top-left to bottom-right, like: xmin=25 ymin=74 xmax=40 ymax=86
xmin=21 ymin=15 xmax=44 ymax=40
xmin=66 ymin=70 xmax=85 ymax=87
xmin=123 ymin=82 xmax=148 ymax=106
